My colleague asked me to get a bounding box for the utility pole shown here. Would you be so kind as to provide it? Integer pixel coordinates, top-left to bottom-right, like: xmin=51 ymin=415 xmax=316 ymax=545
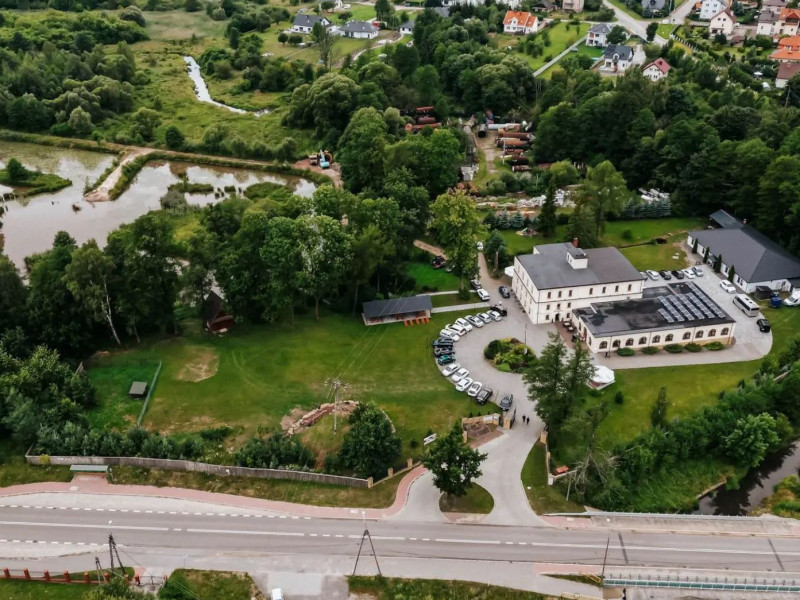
xmin=107 ymin=522 xmax=125 ymax=578
xmin=352 ymin=513 xmax=382 ymax=577
xmin=326 ymin=378 xmax=348 ymax=433
xmin=600 ymin=535 xmax=610 ymax=580
xmin=94 ymin=557 xmax=103 ymax=585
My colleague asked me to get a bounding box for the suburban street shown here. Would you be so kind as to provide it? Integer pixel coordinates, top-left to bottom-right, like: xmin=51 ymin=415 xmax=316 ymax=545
xmin=602 ymin=0 xmax=668 ymax=44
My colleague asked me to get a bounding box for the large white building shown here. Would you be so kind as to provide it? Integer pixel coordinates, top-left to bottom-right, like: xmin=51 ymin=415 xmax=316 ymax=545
xmin=511 ymin=241 xmax=644 ymax=325
xmin=699 ymin=0 xmax=727 ymax=20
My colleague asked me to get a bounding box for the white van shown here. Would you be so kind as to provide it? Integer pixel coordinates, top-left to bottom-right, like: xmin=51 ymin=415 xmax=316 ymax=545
xmin=733 ymin=294 xmax=759 ymax=317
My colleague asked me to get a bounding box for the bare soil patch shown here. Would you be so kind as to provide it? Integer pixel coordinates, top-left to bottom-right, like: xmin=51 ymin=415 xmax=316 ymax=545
xmin=175 ymin=347 xmax=220 ymax=382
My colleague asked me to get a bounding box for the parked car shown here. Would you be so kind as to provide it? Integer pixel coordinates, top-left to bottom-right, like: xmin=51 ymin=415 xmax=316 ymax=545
xmin=467 ymin=315 xmax=484 ymax=328
xmin=451 ymin=368 xmax=469 ymax=383
xmin=442 ymin=362 xmax=461 ymax=377
xmin=499 ymin=394 xmax=513 ymax=411
xmin=271 ymin=589 xmax=283 ymax=600
xmin=757 ymin=318 xmax=771 ymax=333
xmin=659 ymin=270 xmax=672 ymax=280
xmin=488 ymin=310 xmax=502 ymax=322
xmin=476 ymin=241 xmax=484 ymax=251
xmin=646 ymin=270 xmax=660 ymax=281
xmin=785 ymin=292 xmax=800 ymax=307
xmin=447 ymin=323 xmax=467 ymax=335
xmin=455 ymin=377 xmax=473 ymax=392
xmin=439 ymin=328 xmax=460 ymax=341
xmin=475 ymin=387 xmax=494 ymax=405
xmin=436 ymin=355 xmax=455 ymax=366
xmin=477 ymin=289 xmax=491 ymax=302
xmin=671 ymin=269 xmax=685 ymax=280
xmin=467 ymin=381 xmax=482 ymax=397
xmin=478 ymin=312 xmax=493 ymax=324
xmin=499 ymin=286 xmax=511 ymax=298
xmin=433 ymin=338 xmax=454 ymax=347
xmin=719 ymin=280 xmax=736 ymax=294
xmin=434 ymin=346 xmax=454 ymax=357
xmin=693 ymin=266 xmax=704 ymax=277
xmin=683 ymin=268 xmax=696 ymax=279
xmin=490 ymin=304 xmax=508 ymax=316
xmin=455 ymin=317 xmax=473 ymax=331
xmin=431 ymin=255 xmax=446 ymax=269
xmin=639 ymin=271 xmax=649 ymax=281
xmin=470 ymin=279 xmax=482 ymax=290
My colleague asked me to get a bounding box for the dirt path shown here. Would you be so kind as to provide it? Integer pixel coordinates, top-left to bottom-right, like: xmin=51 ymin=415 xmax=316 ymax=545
xmin=413 ymin=239 xmax=446 ymax=257
xmin=84 ymin=147 xmax=152 ymax=203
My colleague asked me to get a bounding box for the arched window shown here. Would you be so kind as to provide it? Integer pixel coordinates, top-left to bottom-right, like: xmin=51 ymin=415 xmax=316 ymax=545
xmin=696 ymin=331 xmax=704 ymax=339
xmin=709 ymin=329 xmax=716 ymax=337
xmin=625 ymin=338 xmax=634 ymax=346
xmin=599 ymin=341 xmax=608 ymax=349
xmin=683 ymin=332 xmax=691 ymax=340
xmin=652 ymin=335 xmax=661 ymax=344
xmin=638 ymin=337 xmax=647 ymax=345
xmin=612 ymin=340 xmax=621 ymax=348
xmin=721 ymin=327 xmax=729 ymax=335
xmin=665 ymin=334 xmax=673 ymax=342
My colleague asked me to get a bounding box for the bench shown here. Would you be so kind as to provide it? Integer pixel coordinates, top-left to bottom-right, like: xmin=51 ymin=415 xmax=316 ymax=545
xmin=69 ymin=465 xmax=109 ymax=474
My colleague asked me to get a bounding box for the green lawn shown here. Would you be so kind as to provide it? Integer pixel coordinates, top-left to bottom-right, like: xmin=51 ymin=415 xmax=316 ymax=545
xmin=603 ymin=217 xmax=704 ymax=247
xmin=0 ymin=440 xmax=72 ymax=487
xmin=430 ymin=292 xmax=474 ymax=308
xmin=0 ymin=580 xmax=89 ymax=600
xmin=345 ymin=4 xmax=377 ymax=21
xmin=439 ymin=483 xmax=494 ymax=514
xmin=407 ymin=261 xmax=461 ymax=292
xmin=619 ymin=236 xmax=689 ymax=271
xmin=657 ymin=23 xmax=677 ymax=39
xmin=575 ymin=41 xmax=604 ymax=59
xmin=349 ymin=577 xmax=548 ymax=600
xmin=499 ymin=22 xmax=589 ymax=71
xmin=85 ymin=360 xmax=160 ymax=430
xmin=521 ymin=443 xmax=585 ymax=514
xmin=172 ymin=569 xmax=263 ymax=600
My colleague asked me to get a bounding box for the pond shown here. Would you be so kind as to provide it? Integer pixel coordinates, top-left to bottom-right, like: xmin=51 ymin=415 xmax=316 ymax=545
xmin=0 ymin=141 xmax=316 ymax=268
xmin=695 ymin=441 xmax=800 ymax=516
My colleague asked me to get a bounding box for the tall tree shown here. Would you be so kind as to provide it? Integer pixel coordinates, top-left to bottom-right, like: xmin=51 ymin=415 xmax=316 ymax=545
xmin=64 ymin=240 xmax=122 ymax=346
xmin=430 ymin=191 xmax=482 ymax=290
xmin=724 ymin=413 xmax=779 ymax=468
xmin=351 ymin=224 xmax=394 ymax=314
xmin=339 ymin=403 xmax=401 ymax=479
xmin=524 ymin=332 xmax=569 ymax=431
xmin=261 ymin=216 xmax=304 ymax=322
xmin=562 ymin=341 xmax=594 ymax=418
xmin=423 ymin=423 xmax=487 ymax=498
xmin=180 ymin=229 xmax=217 ymax=310
xmin=650 ymin=387 xmax=670 ymax=429
xmin=646 ymin=22 xmax=658 ymax=42
xmin=578 ymin=160 xmax=628 ymax=239
xmin=538 ymin=180 xmax=558 ymax=238
xmin=337 ymin=107 xmax=388 ymax=193
xmin=0 ymin=254 xmax=26 ymax=334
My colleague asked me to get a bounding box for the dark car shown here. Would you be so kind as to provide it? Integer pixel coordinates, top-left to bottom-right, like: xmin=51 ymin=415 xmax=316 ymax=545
xmin=470 ymin=279 xmax=482 ymax=290
xmin=437 ymin=355 xmax=456 ymax=366
xmin=475 ymin=387 xmax=494 ymax=405
xmin=499 ymin=394 xmax=513 ymax=411
xmin=757 ymin=318 xmax=771 ymax=333
xmin=490 ymin=304 xmax=508 ymax=317
xmin=434 ymin=346 xmax=454 ymax=357
xmin=431 ymin=255 xmax=446 ymax=269
xmin=659 ymin=270 xmax=672 ymax=280
xmin=432 ymin=338 xmax=453 ymax=347
xmin=498 ymin=286 xmax=511 ymax=298
xmin=671 ymin=269 xmax=685 ymax=280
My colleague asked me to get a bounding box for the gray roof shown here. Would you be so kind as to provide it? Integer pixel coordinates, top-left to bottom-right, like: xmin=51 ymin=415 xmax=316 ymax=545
xmin=362 ymin=295 xmax=432 ymax=319
xmin=129 ymin=381 xmax=148 ymax=396
xmin=710 ymin=209 xmax=743 ymax=229
xmin=758 ymin=9 xmax=779 ymax=22
xmin=690 ymin=226 xmax=800 ymax=284
xmin=293 ymin=14 xmax=331 ymax=28
xmin=400 ymin=20 xmax=415 ymax=29
xmin=589 ymin=23 xmax=613 ymax=35
xmin=576 ymin=284 xmax=734 ymax=337
xmin=516 ymin=243 xmax=641 ymax=290
xmin=603 ymin=44 xmax=634 ymax=61
xmin=340 ymin=20 xmax=378 ymax=33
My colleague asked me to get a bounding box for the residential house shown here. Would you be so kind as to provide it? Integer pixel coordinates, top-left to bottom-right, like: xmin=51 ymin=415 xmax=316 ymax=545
xmin=503 ymin=10 xmax=538 ymax=34
xmin=699 ymin=0 xmax=727 ymax=20
xmin=291 ymin=14 xmax=332 ymax=34
xmin=511 ymin=241 xmax=645 ymax=325
xmin=642 ymin=0 xmax=667 ymax=13
xmin=562 ymin=0 xmax=585 ymax=12
xmin=778 ymin=7 xmax=800 ymax=35
xmin=445 ymin=0 xmax=520 ymax=6
xmin=686 ymin=210 xmax=800 ymax=293
xmin=709 ymin=8 xmax=737 ymax=36
xmin=642 ymin=57 xmax=671 ymax=81
xmin=602 ymin=44 xmax=635 ymax=72
xmin=399 ymin=20 xmax=414 ymax=35
xmin=587 ymin=23 xmax=612 ymax=47
xmin=362 ymin=296 xmax=432 ymax=326
xmin=771 ymin=36 xmax=800 ymax=61
xmin=757 ymin=0 xmax=791 ymax=37
xmin=776 ymin=61 xmax=800 ymax=87
xmin=338 ymin=20 xmax=379 ymax=39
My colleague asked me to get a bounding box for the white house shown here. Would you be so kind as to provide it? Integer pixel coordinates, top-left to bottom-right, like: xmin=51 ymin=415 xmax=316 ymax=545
xmin=399 ymin=20 xmax=414 ymax=35
xmin=587 ymin=23 xmax=612 ymax=47
xmin=601 ymin=44 xmax=634 ymax=73
xmin=338 ymin=20 xmax=379 ymax=39
xmin=699 ymin=0 xmax=727 ymax=20
xmin=511 ymin=241 xmax=644 ymax=325
xmin=686 ymin=210 xmax=800 ymax=293
xmin=709 ymin=8 xmax=737 ymax=35
xmin=562 ymin=0 xmax=584 ymax=11
xmin=291 ymin=14 xmax=332 ymax=34
xmin=642 ymin=57 xmax=671 ymax=81
xmin=502 ymin=10 xmax=538 ymax=34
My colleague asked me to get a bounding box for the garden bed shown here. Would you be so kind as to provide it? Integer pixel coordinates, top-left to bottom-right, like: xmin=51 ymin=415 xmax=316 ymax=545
xmin=484 ymin=338 xmax=535 ymax=373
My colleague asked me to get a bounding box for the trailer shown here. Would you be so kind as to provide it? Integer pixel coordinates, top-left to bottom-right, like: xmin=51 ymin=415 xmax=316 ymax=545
xmin=417 ymin=116 xmax=437 ymax=125
xmin=496 ymin=138 xmax=530 ymax=148
xmin=415 ymin=105 xmax=434 ymax=114
xmin=511 ymin=165 xmax=531 ymax=172
xmin=510 ymin=156 xmax=530 ymax=166
xmin=487 ymin=123 xmax=520 ymax=130
xmin=497 ymin=132 xmax=533 ymax=141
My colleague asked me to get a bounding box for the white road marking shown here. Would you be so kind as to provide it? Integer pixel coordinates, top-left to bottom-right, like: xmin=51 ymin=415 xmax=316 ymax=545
xmin=435 ymin=539 xmax=501 ymax=545
xmin=0 ymin=520 xmax=168 ymax=532
xmin=187 ymin=528 xmax=305 ymax=537
xmin=372 ymin=536 xmax=405 ymax=541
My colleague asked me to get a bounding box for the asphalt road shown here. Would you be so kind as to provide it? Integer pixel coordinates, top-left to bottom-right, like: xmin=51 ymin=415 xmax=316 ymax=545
xmin=0 ymin=503 xmax=798 ymax=573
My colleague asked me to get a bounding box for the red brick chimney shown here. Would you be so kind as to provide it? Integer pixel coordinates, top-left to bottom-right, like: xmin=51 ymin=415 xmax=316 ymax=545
xmin=572 ymin=238 xmax=579 ymax=247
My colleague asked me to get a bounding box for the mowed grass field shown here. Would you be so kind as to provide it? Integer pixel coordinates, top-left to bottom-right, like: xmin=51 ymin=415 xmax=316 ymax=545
xmin=89 ymin=311 xmax=479 ymax=454
xmin=499 ymin=21 xmax=589 ymax=71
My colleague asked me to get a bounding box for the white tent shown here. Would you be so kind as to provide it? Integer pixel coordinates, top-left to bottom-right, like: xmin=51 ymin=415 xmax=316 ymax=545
xmin=504 ymin=266 xmax=515 ymax=278
xmin=589 ymin=365 xmax=615 ymax=389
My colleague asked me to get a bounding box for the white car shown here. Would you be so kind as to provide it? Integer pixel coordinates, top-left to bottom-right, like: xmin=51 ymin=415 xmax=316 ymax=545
xmin=478 ymin=312 xmax=493 ymax=324
xmin=451 ymin=368 xmax=469 ymax=383
xmin=693 ymin=266 xmax=705 ymax=277
xmin=447 ymin=323 xmax=467 ymax=336
xmin=467 ymin=381 xmax=482 ymax=397
xmin=476 ymin=289 xmax=490 ymax=302
xmin=467 ymin=315 xmax=484 ymax=328
xmin=455 ymin=317 xmax=473 ymax=331
xmin=271 ymin=589 xmax=283 ymax=600
xmin=455 ymin=377 xmax=473 ymax=392
xmin=785 ymin=292 xmax=800 ymax=307
xmin=440 ymin=328 xmax=460 ymax=341
xmin=442 ymin=362 xmax=461 ymax=377
xmin=683 ymin=268 xmax=696 ymax=279
xmin=488 ymin=310 xmax=502 ymax=322
xmin=477 ymin=241 xmax=484 ymax=251
xmin=719 ymin=280 xmax=736 ymax=294
xmin=646 ymin=270 xmax=660 ymax=280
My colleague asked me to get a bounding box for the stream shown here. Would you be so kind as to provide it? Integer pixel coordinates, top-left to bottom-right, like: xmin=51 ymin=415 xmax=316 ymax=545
xmin=0 ymin=141 xmax=315 ymax=268
xmin=183 ymin=56 xmax=270 ymax=117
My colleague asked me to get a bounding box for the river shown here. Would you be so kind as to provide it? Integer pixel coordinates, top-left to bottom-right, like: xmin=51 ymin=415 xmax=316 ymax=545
xmin=183 ymin=56 xmax=269 ymax=116
xmin=695 ymin=442 xmax=800 ymax=515
xmin=0 ymin=141 xmax=315 ymax=268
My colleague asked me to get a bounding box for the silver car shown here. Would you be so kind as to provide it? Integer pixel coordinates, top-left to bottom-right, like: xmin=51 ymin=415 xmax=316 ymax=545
xmin=467 ymin=381 xmax=482 ymax=397
xmin=447 ymin=323 xmax=467 ymax=336
xmin=478 ymin=312 xmax=493 ymax=324
xmin=442 ymin=362 xmax=460 ymax=377
xmin=451 ymin=368 xmax=470 ymax=383
xmin=455 ymin=377 xmax=473 ymax=392
xmin=693 ymin=266 xmax=704 ymax=277
xmin=467 ymin=315 xmax=484 ymax=328
xmin=440 ymin=328 xmax=460 ymax=341
xmin=455 ymin=317 xmax=473 ymax=331
xmin=488 ymin=310 xmax=502 ymax=322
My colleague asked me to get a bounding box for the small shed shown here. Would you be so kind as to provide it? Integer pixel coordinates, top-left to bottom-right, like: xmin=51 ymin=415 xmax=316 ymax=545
xmin=203 ymin=291 xmax=235 ymax=333
xmin=129 ymin=381 xmax=148 ymax=398
xmin=362 ymin=295 xmax=433 ymax=326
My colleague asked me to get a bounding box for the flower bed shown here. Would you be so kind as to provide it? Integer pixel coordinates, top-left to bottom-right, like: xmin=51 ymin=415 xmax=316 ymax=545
xmin=484 ymin=338 xmax=535 ymax=373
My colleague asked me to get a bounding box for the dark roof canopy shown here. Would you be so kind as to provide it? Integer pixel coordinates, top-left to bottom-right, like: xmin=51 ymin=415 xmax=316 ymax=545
xmin=362 ymin=295 xmax=432 ymax=319
xmin=710 ymin=209 xmax=744 ymax=229
xmin=203 ymin=291 xmax=225 ymax=322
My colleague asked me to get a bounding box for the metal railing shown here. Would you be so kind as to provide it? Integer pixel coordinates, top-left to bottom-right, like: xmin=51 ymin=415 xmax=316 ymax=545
xmin=604 ymin=572 xmax=800 ymax=592
xmin=545 ymin=510 xmax=787 ymax=522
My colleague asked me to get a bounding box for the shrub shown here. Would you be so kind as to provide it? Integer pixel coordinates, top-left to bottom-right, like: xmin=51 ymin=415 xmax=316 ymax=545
xmin=614 ymin=391 xmax=624 ymax=405
xmin=641 ymin=346 xmax=659 ymax=355
xmin=235 ymin=433 xmax=314 ymax=469
xmin=705 ymin=341 xmax=724 ymax=351
xmin=621 ymin=228 xmax=634 ymax=241
xmin=664 ymin=344 xmax=683 ymax=353
xmin=616 ymin=347 xmax=635 ymax=356
xmin=685 ymin=343 xmax=702 ymax=352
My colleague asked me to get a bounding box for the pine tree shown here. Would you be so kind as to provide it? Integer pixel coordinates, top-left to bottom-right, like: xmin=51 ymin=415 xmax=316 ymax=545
xmin=650 ymin=387 xmax=670 ymax=429
xmin=498 ymin=209 xmax=511 ymax=229
xmin=703 ymin=246 xmax=710 ymax=264
xmin=713 ymin=253 xmax=723 ymax=273
xmin=692 ymin=237 xmax=699 ymax=254
xmin=728 ymin=264 xmax=736 ymax=283
xmin=511 ymin=211 xmax=525 ymax=229
xmin=538 ymin=181 xmax=558 ymax=238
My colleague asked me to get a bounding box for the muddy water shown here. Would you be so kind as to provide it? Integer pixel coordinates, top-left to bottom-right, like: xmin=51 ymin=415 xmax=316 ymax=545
xmin=0 ymin=142 xmax=315 ymax=267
